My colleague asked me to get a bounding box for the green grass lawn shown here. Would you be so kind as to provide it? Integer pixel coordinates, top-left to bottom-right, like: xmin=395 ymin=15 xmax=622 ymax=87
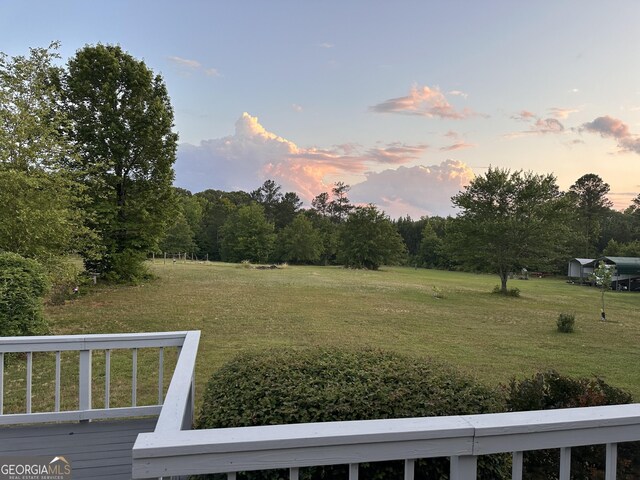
xmin=40 ymin=261 xmax=640 ymax=404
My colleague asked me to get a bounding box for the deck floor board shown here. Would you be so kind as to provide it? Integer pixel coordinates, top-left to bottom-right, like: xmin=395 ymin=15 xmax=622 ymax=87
xmin=0 ymin=418 xmax=157 ymax=479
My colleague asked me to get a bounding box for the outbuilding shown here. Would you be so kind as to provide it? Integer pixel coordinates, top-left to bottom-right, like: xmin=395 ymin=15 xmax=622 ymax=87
xmin=567 ymin=258 xmax=595 ymax=281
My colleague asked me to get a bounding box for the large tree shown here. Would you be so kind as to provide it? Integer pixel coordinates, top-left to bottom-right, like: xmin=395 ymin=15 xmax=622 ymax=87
xmin=568 ymin=173 xmax=613 ymax=257
xmin=338 ymin=205 xmax=406 ymax=270
xmin=220 ymin=204 xmax=276 ymax=263
xmin=276 ymin=214 xmax=323 ymax=264
xmin=450 ymin=168 xmax=569 ymax=293
xmin=64 ymin=44 xmax=178 ymax=281
xmin=0 ymin=43 xmax=87 ymax=258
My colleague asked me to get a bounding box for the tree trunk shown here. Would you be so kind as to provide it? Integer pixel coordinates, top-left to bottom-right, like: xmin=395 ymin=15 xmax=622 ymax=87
xmin=500 ymin=270 xmax=508 ymax=294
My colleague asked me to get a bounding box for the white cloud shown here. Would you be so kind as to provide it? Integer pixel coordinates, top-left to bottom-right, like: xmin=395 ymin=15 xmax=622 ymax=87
xmin=168 ymin=56 xmax=201 ymax=69
xmin=349 ymin=160 xmax=475 ymax=218
xmin=168 ymin=56 xmax=220 ymax=78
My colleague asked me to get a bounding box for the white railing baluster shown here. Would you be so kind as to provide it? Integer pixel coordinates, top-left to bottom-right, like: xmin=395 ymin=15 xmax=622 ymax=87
xmin=605 ymin=443 xmax=617 ymax=480
xmin=55 ymin=351 xmax=61 ymax=412
xmin=26 ymin=352 xmax=32 ymax=414
xmin=512 ymin=451 xmax=523 ymax=480
xmin=289 ymin=466 xmax=299 ymax=480
xmin=158 ymin=347 xmax=164 ymax=404
xmin=450 ymin=455 xmax=477 ymax=480
xmin=227 ymin=473 xmax=236 ymax=480
xmin=404 ymin=459 xmax=415 ymax=480
xmin=105 ymin=349 xmax=111 ymax=409
xmin=0 ymin=352 xmax=3 ymax=415
xmin=349 ymin=463 xmax=359 ymax=480
xmin=132 ymin=348 xmax=138 ymax=407
xmin=559 ymin=447 xmax=571 ymax=480
xmin=79 ymin=349 xmax=92 ymax=413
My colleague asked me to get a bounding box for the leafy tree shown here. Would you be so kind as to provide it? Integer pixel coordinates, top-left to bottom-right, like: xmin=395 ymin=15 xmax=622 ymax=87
xmin=568 ymin=173 xmax=613 ymax=257
xmin=394 ymin=215 xmax=428 ymax=262
xmin=160 ymin=213 xmax=195 ymax=254
xmin=0 ymin=42 xmax=70 ymax=171
xmin=338 ymin=205 xmax=406 ymax=270
xmin=276 ymin=214 xmax=323 ymax=264
xmin=450 ymin=168 xmax=568 ymax=294
xmin=590 ymin=260 xmax=612 ymax=320
xmin=0 ymin=170 xmax=87 ymax=258
xmin=418 ymin=221 xmax=443 ymax=268
xmin=274 ymin=191 xmax=302 ymax=229
xmin=304 ymin=210 xmax=339 ymax=265
xmin=250 ymin=179 xmax=282 ymax=224
xmin=64 ymin=44 xmax=178 ymax=281
xmin=220 ymin=204 xmax=276 ymax=263
xmin=329 ymin=181 xmax=353 ymax=223
xmin=0 ymin=43 xmax=88 ymax=259
xmin=311 ymin=191 xmax=331 ymax=217
xmin=195 ymin=189 xmax=252 ymax=259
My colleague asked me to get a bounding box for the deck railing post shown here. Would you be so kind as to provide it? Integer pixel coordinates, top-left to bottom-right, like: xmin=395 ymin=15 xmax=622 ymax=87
xmin=450 ymin=455 xmax=477 ymax=480
xmin=512 ymin=451 xmax=523 ymax=480
xmin=605 ymin=443 xmax=617 ymax=480
xmin=559 ymin=447 xmax=571 ymax=480
xmin=79 ymin=349 xmax=92 ymax=415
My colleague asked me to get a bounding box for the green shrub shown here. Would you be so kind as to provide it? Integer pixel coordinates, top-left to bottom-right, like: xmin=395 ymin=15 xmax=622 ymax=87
xmin=492 ymin=285 xmax=521 ymax=297
xmin=556 ymin=313 xmax=575 ymax=333
xmin=196 ymin=348 xmax=509 ymax=480
xmin=505 ymin=370 xmax=638 ymax=479
xmin=0 ymin=252 xmax=50 ymax=336
xmin=41 ymin=256 xmax=82 ymax=305
xmin=101 ymin=249 xmax=153 ymax=284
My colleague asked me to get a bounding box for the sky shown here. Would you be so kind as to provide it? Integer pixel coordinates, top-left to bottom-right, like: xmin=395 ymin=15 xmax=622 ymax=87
xmin=2 ymin=1 xmax=640 ymax=218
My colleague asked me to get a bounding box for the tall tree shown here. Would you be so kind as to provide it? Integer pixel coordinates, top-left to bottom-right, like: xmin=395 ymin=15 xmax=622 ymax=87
xmin=338 ymin=205 xmax=406 ymax=270
xmin=276 ymin=214 xmax=323 ymax=264
xmin=64 ymin=44 xmax=178 ymax=281
xmin=329 ymin=182 xmax=354 ymax=223
xmin=0 ymin=43 xmax=88 ymax=258
xmin=220 ymin=204 xmax=276 ymax=263
xmin=450 ymin=168 xmax=569 ymax=293
xmin=311 ymin=192 xmax=331 ymax=217
xmin=568 ymin=173 xmax=613 ymax=257
xmin=251 ymin=179 xmax=282 ymax=224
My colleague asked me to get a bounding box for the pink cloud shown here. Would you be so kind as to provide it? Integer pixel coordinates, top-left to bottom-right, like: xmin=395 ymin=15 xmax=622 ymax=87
xmin=175 ymin=113 xmax=430 ymax=202
xmin=511 ymin=110 xmax=536 ymax=122
xmin=370 ymin=84 xmax=479 ymax=119
xmin=581 ymin=115 xmax=640 ymax=154
xmin=505 ymin=116 xmax=565 ymax=138
xmin=440 ymin=142 xmax=475 ymax=152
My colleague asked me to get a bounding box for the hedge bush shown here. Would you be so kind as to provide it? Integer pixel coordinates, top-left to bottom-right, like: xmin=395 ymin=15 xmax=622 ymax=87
xmin=505 ymin=370 xmax=638 ymax=479
xmin=0 ymin=252 xmax=49 ymax=336
xmin=196 ymin=348 xmax=509 ymax=480
xmin=556 ymin=312 xmax=575 ymax=333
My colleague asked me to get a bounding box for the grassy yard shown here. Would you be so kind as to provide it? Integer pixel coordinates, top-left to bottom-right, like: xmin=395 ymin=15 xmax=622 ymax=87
xmin=38 ymin=261 xmax=640 ymax=405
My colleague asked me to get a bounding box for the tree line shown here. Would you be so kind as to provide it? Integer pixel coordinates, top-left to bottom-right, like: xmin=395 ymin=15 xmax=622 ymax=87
xmin=3 ymin=43 xmax=640 ymax=297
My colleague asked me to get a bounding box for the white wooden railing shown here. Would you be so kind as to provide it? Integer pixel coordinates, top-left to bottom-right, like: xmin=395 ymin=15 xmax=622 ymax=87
xmin=132 ymin=400 xmax=640 ymax=479
xmin=0 ymin=331 xmax=200 ymax=425
xmin=2 ymin=331 xmax=639 ymax=479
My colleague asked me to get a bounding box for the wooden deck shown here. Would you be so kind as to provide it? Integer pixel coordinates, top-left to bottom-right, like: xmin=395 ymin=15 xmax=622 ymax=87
xmin=0 ymin=417 xmax=157 ymax=479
